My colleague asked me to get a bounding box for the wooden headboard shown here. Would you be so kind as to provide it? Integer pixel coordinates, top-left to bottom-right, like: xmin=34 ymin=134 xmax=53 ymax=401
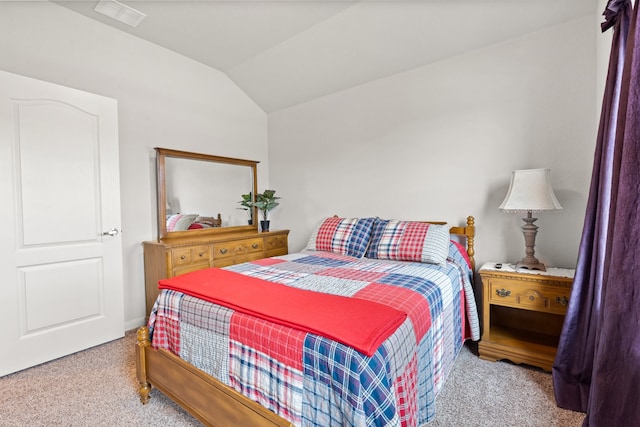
xmin=451 ymin=216 xmax=475 ymax=270
xmin=429 ymin=216 xmax=475 ymax=271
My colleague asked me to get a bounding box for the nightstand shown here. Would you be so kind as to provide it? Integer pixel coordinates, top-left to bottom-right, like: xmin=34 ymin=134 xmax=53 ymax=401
xmin=478 ymin=262 xmax=574 ymax=371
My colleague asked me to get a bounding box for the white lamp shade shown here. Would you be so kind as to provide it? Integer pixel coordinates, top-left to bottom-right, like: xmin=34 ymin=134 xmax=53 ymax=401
xmin=499 ymin=168 xmax=562 ymax=212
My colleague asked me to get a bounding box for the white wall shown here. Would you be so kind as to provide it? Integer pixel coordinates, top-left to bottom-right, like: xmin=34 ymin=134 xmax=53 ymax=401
xmin=0 ymin=2 xmax=607 ymax=329
xmin=596 ymin=0 xmax=613 ymax=99
xmin=0 ymin=3 xmax=268 ymax=329
xmin=269 ymin=16 xmax=599 ymax=271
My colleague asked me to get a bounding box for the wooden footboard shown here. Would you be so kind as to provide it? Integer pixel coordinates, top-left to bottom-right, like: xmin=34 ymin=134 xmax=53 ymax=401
xmin=136 ymin=327 xmax=293 ymax=427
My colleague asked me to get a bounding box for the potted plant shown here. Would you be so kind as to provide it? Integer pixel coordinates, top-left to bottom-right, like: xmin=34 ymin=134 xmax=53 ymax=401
xmin=252 ymin=189 xmax=280 ymax=232
xmin=237 ymin=192 xmax=254 ymax=225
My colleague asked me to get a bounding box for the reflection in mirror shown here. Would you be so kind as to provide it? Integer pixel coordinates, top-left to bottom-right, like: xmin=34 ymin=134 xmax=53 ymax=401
xmin=156 ymin=148 xmax=259 ymax=239
xmin=165 ymin=157 xmax=254 ymax=226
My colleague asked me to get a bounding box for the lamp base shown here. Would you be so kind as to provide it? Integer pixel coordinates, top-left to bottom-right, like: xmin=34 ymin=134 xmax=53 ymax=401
xmin=517 ymin=212 xmax=546 ymax=271
xmin=516 ymin=258 xmax=546 ymax=271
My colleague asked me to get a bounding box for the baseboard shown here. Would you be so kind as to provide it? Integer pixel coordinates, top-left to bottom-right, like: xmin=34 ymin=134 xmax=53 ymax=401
xmin=125 ymin=316 xmax=147 ymax=332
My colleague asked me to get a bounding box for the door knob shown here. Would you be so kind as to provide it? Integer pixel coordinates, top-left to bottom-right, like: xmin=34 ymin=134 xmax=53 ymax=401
xmin=101 ymin=228 xmax=119 ymax=237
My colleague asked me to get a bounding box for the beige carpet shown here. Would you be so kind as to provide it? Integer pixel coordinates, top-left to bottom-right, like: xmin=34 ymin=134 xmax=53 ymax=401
xmin=0 ymin=330 xmax=585 ymax=426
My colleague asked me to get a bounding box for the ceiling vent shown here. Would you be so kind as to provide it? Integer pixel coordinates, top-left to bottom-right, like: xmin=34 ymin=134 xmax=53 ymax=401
xmin=94 ymin=0 xmax=146 ymax=28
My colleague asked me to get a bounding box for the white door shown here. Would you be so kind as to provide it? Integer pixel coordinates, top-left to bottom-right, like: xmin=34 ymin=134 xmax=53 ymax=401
xmin=0 ymin=70 xmax=124 ymax=376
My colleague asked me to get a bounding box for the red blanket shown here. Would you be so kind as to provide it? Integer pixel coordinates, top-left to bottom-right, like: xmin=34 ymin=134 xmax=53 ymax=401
xmin=158 ymin=268 xmax=407 ymax=357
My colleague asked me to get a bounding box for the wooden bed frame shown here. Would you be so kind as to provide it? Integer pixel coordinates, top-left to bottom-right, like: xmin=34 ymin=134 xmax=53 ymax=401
xmin=136 ymin=216 xmax=475 ymax=427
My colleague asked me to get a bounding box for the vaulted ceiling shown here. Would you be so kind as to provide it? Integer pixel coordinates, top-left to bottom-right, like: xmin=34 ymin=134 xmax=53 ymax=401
xmin=56 ymin=0 xmax=599 ymax=112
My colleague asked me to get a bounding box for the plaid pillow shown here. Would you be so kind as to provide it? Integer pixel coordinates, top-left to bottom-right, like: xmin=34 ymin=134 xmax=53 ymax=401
xmin=305 ymin=217 xmax=376 ymax=258
xmin=166 ymin=214 xmax=198 ymax=231
xmin=365 ymin=219 xmax=450 ymax=265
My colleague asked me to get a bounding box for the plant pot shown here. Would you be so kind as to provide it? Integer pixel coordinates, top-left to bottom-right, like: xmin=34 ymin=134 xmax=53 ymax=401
xmin=260 ymin=220 xmax=270 ymax=232
xmin=248 ymin=219 xmax=253 ymax=225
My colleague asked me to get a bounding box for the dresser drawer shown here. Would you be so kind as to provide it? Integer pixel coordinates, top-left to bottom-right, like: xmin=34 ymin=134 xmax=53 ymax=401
xmin=170 ymin=245 xmax=211 ymax=267
xmin=213 ymin=238 xmax=264 ymax=260
xmin=264 ymin=234 xmax=288 ymax=257
xmin=489 ymin=279 xmax=570 ymax=315
xmin=172 ymin=262 xmax=210 ymax=277
xmin=144 ymin=230 xmax=289 ymax=317
xmin=213 ymin=252 xmax=266 ymax=268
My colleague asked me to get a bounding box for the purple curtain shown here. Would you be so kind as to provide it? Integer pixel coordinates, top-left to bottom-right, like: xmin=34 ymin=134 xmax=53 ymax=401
xmin=553 ymin=0 xmax=640 ymax=425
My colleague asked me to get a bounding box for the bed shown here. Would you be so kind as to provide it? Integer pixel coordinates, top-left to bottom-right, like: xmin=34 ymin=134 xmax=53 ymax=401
xmin=136 ymin=216 xmax=478 ymax=427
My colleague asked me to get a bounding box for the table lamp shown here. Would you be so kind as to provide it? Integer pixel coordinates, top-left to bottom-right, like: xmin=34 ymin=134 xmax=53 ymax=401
xmin=499 ymin=168 xmax=562 ymax=271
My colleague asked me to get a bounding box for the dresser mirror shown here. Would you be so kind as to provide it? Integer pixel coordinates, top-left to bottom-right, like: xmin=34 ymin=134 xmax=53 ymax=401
xmin=155 ymin=147 xmax=258 ymax=239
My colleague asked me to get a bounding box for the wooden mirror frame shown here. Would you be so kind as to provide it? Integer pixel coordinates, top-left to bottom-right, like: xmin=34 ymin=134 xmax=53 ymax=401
xmin=155 ymin=147 xmax=259 ymax=240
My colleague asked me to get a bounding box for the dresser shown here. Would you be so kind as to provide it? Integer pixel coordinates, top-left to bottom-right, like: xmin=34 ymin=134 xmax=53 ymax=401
xmin=143 ymin=229 xmax=289 ymax=315
xmin=478 ymin=262 xmax=574 ymax=371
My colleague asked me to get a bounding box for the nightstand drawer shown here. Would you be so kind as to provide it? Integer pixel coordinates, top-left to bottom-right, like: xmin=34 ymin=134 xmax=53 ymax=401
xmin=171 ymin=245 xmax=211 ymax=267
xmin=489 ymin=279 xmax=570 ymax=315
xmin=214 ymin=238 xmax=264 ymax=260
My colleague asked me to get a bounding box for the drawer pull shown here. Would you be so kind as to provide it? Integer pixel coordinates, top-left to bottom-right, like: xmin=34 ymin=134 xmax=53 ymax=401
xmin=220 ymin=248 xmax=227 ymax=254
xmin=180 ymin=255 xmax=186 ymax=260
xmin=252 ymin=243 xmax=258 ymax=249
xmin=555 ymin=296 xmax=569 ymax=306
xmin=496 ymin=288 xmax=511 ymax=297
xmin=198 ymin=252 xmax=204 ymax=257
xmin=529 ymin=295 xmax=535 ymax=301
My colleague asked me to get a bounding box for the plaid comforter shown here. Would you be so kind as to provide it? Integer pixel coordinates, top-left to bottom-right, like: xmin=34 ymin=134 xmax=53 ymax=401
xmin=148 ymin=243 xmax=479 ymax=427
